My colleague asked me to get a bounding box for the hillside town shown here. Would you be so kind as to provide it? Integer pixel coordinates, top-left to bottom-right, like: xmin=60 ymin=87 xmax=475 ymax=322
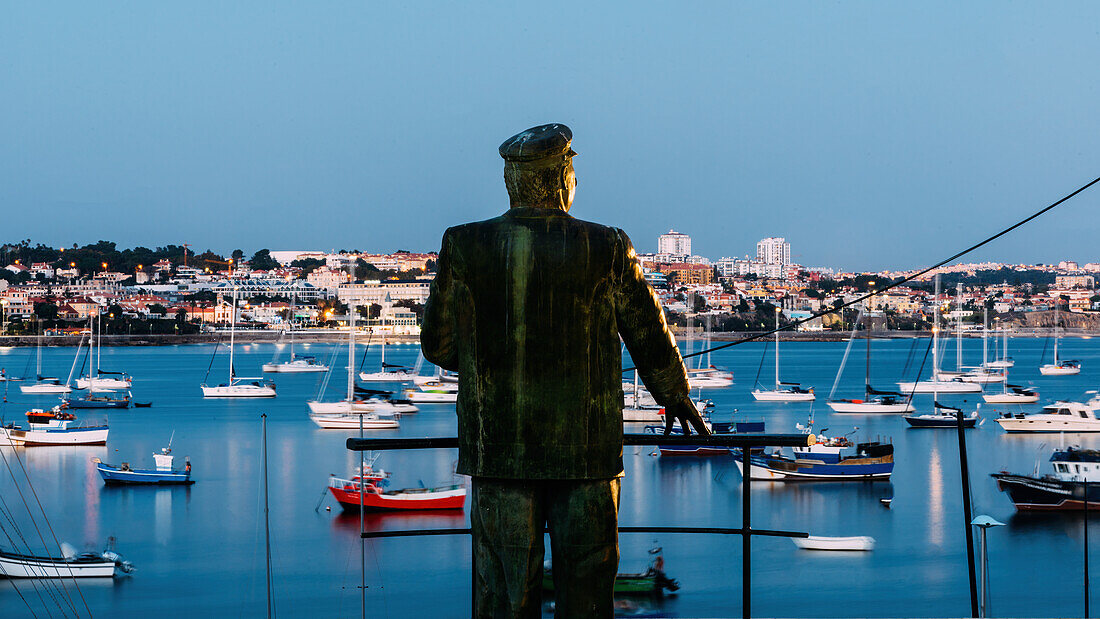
xmin=0 ymin=234 xmax=1096 ymax=338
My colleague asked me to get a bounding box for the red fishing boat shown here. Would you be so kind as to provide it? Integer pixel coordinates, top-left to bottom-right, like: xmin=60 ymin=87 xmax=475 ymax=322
xmin=328 ymin=459 xmax=466 ymax=512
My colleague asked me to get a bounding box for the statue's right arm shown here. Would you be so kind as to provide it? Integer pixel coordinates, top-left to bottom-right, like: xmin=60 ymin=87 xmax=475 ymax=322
xmin=421 ymin=229 xmax=459 ymax=371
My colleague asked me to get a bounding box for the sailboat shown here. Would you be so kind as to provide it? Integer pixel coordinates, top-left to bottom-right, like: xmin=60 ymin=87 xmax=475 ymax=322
xmin=827 ymin=308 xmax=914 ymax=414
xmin=935 ymin=291 xmax=1003 ymax=384
xmin=262 ymin=329 xmax=328 ymax=373
xmin=984 ymin=325 xmax=1014 ymax=369
xmin=897 ymin=276 xmax=982 ymax=394
xmin=358 ymin=334 xmax=416 ymax=382
xmin=982 ymin=372 xmax=1039 ymax=404
xmin=309 ymin=301 xmax=400 ymax=429
xmin=75 ymin=310 xmax=132 ymax=390
xmin=752 ymin=308 xmax=814 ymax=402
xmin=1039 ymin=304 xmax=1081 ymax=375
xmin=200 ymin=288 xmax=277 ymax=397
xmin=19 ymin=324 xmax=71 ymax=394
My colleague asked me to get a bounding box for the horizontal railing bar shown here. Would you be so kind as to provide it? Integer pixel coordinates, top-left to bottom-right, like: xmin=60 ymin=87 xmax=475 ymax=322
xmin=361 ymin=526 xmax=808 ymax=539
xmin=347 ymin=433 xmax=814 ymax=452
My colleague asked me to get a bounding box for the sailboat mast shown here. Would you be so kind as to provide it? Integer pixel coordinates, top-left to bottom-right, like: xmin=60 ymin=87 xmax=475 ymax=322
xmin=774 ymin=308 xmax=780 ymax=390
xmin=982 ymin=305 xmax=988 ymax=368
xmin=1054 ymin=305 xmax=1060 ymax=365
xmin=865 ymin=303 xmax=871 ymax=397
xmin=956 ymin=283 xmax=963 ymax=372
xmin=348 ymin=301 xmax=356 ymax=404
xmin=932 ymin=275 xmax=941 ymax=377
xmin=229 ymin=288 xmax=237 ymax=383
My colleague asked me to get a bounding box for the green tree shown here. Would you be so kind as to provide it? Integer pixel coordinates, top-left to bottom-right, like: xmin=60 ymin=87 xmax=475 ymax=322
xmin=249 ymin=249 xmax=280 ymax=271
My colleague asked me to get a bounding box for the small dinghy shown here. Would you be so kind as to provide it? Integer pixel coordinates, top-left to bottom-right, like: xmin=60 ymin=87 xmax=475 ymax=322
xmin=792 ymin=535 xmax=875 ymax=551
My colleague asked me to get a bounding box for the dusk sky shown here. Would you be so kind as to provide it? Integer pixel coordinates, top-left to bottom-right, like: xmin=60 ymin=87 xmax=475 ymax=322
xmin=4 ymin=3 xmax=1100 ymax=271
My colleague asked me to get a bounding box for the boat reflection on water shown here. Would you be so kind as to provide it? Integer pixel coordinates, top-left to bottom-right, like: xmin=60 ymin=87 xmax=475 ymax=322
xmin=330 ymin=509 xmax=466 ymax=536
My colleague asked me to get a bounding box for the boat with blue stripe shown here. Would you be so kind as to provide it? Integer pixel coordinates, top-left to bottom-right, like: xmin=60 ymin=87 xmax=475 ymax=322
xmin=734 ymin=441 xmax=893 ymax=480
xmin=94 ymin=443 xmax=193 ymax=485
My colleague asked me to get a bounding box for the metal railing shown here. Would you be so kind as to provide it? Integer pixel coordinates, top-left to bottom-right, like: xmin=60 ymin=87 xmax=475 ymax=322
xmin=347 ymin=432 xmax=814 ymax=619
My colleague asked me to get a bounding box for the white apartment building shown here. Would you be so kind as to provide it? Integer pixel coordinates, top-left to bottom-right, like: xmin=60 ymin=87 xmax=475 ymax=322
xmin=657 ymin=230 xmax=691 ymax=257
xmin=756 ymin=237 xmax=791 ymax=265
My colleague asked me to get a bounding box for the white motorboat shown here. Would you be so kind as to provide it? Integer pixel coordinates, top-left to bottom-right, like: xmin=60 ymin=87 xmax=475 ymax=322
xmin=623 ymin=406 xmax=665 ymax=422
xmin=403 ymin=383 xmax=458 ymax=403
xmin=686 ymin=367 xmax=733 ymax=389
xmin=827 ymin=309 xmax=914 ymax=413
xmin=309 ymin=411 xmax=400 ymax=429
xmin=1039 ymin=305 xmax=1080 ymax=375
xmin=996 ymin=396 xmax=1100 ymax=433
xmin=412 ymin=369 xmax=457 ymax=386
xmin=201 ymin=288 xmax=276 ymax=397
xmin=751 ymin=309 xmax=814 ymax=402
xmin=0 ymin=544 xmax=133 ymax=578
xmin=791 ymin=536 xmax=875 ymax=551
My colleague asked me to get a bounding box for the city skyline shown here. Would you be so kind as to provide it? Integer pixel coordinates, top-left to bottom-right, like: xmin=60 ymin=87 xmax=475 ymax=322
xmin=5 ymin=4 xmax=1100 ymax=270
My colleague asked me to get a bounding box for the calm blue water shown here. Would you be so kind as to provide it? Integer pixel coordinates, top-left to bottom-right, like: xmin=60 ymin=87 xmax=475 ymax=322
xmin=1 ymin=335 xmax=1099 ymax=618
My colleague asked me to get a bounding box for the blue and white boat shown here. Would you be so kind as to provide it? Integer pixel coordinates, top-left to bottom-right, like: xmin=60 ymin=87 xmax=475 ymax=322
xmin=734 ymin=440 xmax=893 ymax=480
xmin=64 ymin=390 xmax=132 ymax=409
xmin=94 ymin=445 xmax=193 ymax=485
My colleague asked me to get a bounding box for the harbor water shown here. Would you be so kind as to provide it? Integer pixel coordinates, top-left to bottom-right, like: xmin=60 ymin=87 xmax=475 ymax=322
xmin=1 ymin=335 xmax=1099 ymax=617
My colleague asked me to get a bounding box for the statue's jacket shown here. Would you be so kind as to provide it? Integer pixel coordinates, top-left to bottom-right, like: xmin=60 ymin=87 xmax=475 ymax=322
xmin=422 ymin=206 xmax=690 ymax=480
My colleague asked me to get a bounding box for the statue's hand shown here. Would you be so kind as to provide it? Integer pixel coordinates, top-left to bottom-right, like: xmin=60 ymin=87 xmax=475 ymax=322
xmin=663 ymin=397 xmax=711 ymax=436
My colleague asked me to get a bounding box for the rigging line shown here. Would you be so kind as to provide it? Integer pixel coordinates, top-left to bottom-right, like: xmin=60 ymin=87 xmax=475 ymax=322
xmin=626 ymin=173 xmax=1100 ymax=370
xmin=904 ymin=334 xmax=935 ymax=407
xmin=2 ymin=428 xmax=91 ymax=618
xmin=826 ymin=309 xmax=863 ymax=402
xmin=0 ymin=507 xmax=46 ymax=619
xmin=0 ymin=437 xmax=81 ymax=619
xmin=0 ymin=490 xmax=63 ymax=615
xmin=751 ymin=339 xmax=769 ymax=390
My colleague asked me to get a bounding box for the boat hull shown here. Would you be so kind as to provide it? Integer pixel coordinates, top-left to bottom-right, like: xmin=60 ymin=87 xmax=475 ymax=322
xmin=403 ymin=391 xmax=457 ymax=403
xmin=995 ymin=416 xmax=1100 ymax=433
xmin=309 ymin=413 xmax=400 ymax=429
xmin=359 ymin=371 xmax=415 ymax=382
xmin=76 ymin=378 xmax=131 ymax=390
xmin=262 ymin=363 xmax=327 ymax=373
xmin=201 ymin=384 xmax=276 ymax=397
xmin=307 ymin=400 xmax=398 ymax=415
xmin=903 ymin=414 xmax=978 ymax=428
xmin=329 ymin=485 xmax=465 ymax=511
xmin=1040 ymin=365 xmax=1081 ymax=376
xmin=19 ymin=383 xmax=72 ymax=394
xmin=751 ymin=390 xmax=815 ymax=402
xmin=734 ymin=452 xmax=893 ymax=480
xmin=983 ymin=393 xmax=1039 ymax=404
xmin=992 ymin=472 xmax=1100 ymax=510
xmin=65 ymin=398 xmax=131 ymax=409
xmin=97 ymin=463 xmax=194 ymax=485
xmin=826 ymin=401 xmax=914 ymax=414
xmin=1 ymin=426 xmax=109 ymax=446
xmin=792 ymin=536 xmax=875 ymax=551
xmin=0 ymin=552 xmax=117 ymax=578
xmin=896 ymin=381 xmax=982 ymax=394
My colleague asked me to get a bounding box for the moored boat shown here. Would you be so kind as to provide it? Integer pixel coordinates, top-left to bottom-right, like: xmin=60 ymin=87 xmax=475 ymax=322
xmin=328 ymin=461 xmax=465 ymax=511
xmin=734 ymin=441 xmax=893 ymax=480
xmin=94 ymin=444 xmax=193 ymax=485
xmin=65 ymin=390 xmax=132 ymax=409
xmin=792 ymin=535 xmax=875 ymax=551
xmin=0 ymin=543 xmax=134 ymax=578
xmin=309 ymin=411 xmax=400 ymax=429
xmin=993 ymin=446 xmax=1100 ymax=510
xmin=544 ymin=544 xmax=678 ymax=596
xmin=995 ymin=396 xmax=1100 ymax=433
xmin=903 ymin=402 xmax=980 ymax=428
xmin=1 ymin=408 xmax=109 ymax=446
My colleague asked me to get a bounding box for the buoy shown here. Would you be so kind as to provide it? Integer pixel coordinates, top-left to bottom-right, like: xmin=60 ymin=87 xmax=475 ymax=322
xmin=325 ymin=506 xmax=331 ymax=511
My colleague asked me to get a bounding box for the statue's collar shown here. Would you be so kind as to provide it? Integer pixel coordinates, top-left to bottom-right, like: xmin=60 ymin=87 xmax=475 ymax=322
xmin=505 ymin=206 xmax=571 ymax=219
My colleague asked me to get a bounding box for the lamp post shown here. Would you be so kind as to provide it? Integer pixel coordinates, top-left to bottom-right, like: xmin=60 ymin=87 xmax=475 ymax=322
xmin=971 ymin=515 xmax=1006 ymax=618
xmin=0 ymin=299 xmax=6 ymax=336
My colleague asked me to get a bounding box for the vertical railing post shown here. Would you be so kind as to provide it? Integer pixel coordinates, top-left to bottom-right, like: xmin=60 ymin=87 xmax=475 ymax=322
xmin=743 ymin=449 xmax=752 ymax=619
xmin=956 ymin=408 xmax=979 ymax=617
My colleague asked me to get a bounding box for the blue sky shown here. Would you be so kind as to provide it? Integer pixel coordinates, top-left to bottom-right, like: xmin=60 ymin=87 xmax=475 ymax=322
xmin=3 ymin=2 xmax=1100 ymax=270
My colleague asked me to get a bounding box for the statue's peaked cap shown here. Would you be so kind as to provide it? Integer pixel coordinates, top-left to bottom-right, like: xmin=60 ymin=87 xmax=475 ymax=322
xmin=499 ymin=124 xmax=576 ymax=162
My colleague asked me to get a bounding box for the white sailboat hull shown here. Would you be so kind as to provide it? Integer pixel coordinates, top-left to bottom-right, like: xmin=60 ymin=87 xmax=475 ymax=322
xmin=263 ymin=362 xmax=328 ymax=373
xmin=309 ymin=412 xmax=400 ymax=429
xmin=984 ymin=360 xmax=1014 ymax=369
xmin=751 ymin=389 xmax=815 ymax=402
xmin=403 ymin=391 xmax=458 ymax=403
xmin=76 ymin=377 xmax=131 ymax=390
xmin=201 ymin=384 xmax=277 ymax=398
xmin=896 ymin=381 xmax=982 ymax=394
xmin=983 ymin=393 xmax=1040 ymax=404
xmin=622 ymin=407 xmax=664 ymax=422
xmin=826 ymin=401 xmax=914 ymax=414
xmin=359 ymin=371 xmax=415 ymax=382
xmin=307 ymin=400 xmax=398 ymax=415
xmin=20 ymin=383 xmax=72 ymax=394
xmin=1039 ymin=365 xmax=1081 ymax=376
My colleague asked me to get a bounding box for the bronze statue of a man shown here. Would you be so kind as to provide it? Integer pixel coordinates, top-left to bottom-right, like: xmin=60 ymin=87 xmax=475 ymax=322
xmin=422 ymin=123 xmax=708 ymax=618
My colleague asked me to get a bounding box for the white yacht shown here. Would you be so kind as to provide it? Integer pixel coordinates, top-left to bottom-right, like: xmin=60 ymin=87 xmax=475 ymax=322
xmin=983 ymin=369 xmax=1039 ymax=404
xmin=996 ymin=396 xmax=1100 ymax=432
xmin=751 ymin=309 xmax=815 ymax=402
xmin=983 ymin=324 xmax=1015 ymax=369
xmin=201 ymin=288 xmax=277 ymax=398
xmin=263 ymin=331 xmax=328 ymax=373
xmin=75 ymin=311 xmax=132 ymax=390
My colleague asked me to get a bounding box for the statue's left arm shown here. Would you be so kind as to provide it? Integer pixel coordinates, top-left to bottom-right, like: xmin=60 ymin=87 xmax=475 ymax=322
xmin=421 ymin=229 xmax=458 ymax=371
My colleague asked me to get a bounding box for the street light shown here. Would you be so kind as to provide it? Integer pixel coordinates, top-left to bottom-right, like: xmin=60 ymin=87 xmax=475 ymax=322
xmin=971 ymin=515 xmax=1006 ymax=618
